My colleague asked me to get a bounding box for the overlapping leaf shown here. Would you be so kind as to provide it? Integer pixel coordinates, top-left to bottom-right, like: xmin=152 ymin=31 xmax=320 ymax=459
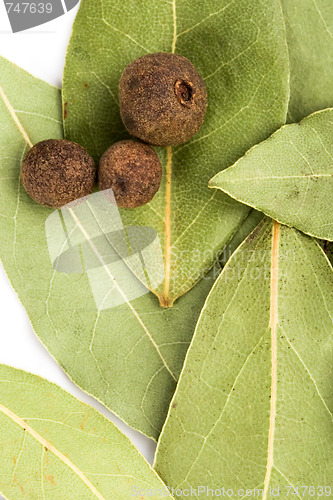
xmin=63 ymin=0 xmax=289 ymax=306
xmin=154 ymin=219 xmax=333 ymax=496
xmin=213 ymin=0 xmax=333 ymax=264
xmin=0 ymin=56 xmax=219 ymax=440
xmin=281 ymin=0 xmax=333 ymax=122
xmin=0 ymin=364 xmax=173 ymax=499
xmin=210 ymin=109 xmax=333 ymax=241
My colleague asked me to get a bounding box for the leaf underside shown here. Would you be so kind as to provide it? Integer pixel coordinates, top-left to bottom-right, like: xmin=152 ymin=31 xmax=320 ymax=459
xmin=0 ymin=364 xmax=172 ymax=499
xmin=210 ymin=109 xmax=333 ymax=241
xmin=63 ymin=0 xmax=289 ymax=305
xmin=154 ymin=218 xmax=333 ymax=496
xmin=0 ymin=0 xmax=332 ymax=450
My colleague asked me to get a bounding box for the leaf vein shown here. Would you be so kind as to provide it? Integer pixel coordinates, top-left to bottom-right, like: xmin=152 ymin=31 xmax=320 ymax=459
xmin=0 ymin=402 xmax=107 ymax=500
xmin=0 ymin=86 xmax=33 ymax=148
xmin=280 ymin=329 xmax=333 ymax=420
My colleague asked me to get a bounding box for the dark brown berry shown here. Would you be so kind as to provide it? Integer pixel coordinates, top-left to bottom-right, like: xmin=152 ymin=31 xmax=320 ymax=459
xmin=119 ymin=52 xmax=207 ymax=146
xmin=98 ymin=140 xmax=162 ymax=208
xmin=21 ymin=139 xmax=96 ymax=208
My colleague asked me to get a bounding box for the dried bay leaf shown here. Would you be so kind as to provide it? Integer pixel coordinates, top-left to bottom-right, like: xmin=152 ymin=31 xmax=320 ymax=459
xmin=0 ymin=364 xmax=173 ymax=499
xmin=210 ymin=109 xmax=333 ymax=241
xmin=281 ymin=0 xmax=333 ymax=122
xmin=206 ymin=0 xmax=333 ymax=267
xmin=0 ymin=56 xmax=219 ymax=440
xmin=154 ymin=218 xmax=333 ymax=496
xmin=63 ymin=0 xmax=289 ymax=306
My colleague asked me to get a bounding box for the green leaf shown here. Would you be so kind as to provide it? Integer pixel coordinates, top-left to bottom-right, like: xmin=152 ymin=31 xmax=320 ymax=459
xmin=281 ymin=0 xmax=333 ymax=122
xmin=208 ymin=0 xmax=333 ymax=265
xmin=0 ymin=364 xmax=173 ymax=499
xmin=154 ymin=219 xmax=333 ymax=496
xmin=0 ymin=56 xmax=219 ymax=440
xmin=63 ymin=0 xmax=289 ymax=306
xmin=210 ymin=109 xmax=333 ymax=241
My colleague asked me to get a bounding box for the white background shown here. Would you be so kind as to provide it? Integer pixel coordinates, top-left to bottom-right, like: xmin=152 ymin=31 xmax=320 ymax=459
xmin=0 ymin=4 xmax=156 ymax=493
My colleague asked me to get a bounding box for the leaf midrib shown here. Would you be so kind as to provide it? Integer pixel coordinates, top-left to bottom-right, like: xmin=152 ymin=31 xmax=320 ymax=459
xmin=0 ymin=85 xmax=33 ymax=148
xmin=69 ymin=206 xmax=177 ymax=381
xmin=213 ymin=173 xmax=333 ymax=183
xmin=161 ymin=0 xmax=177 ymax=307
xmin=0 ymin=401 xmax=106 ymax=500
xmin=262 ymin=220 xmax=280 ymax=499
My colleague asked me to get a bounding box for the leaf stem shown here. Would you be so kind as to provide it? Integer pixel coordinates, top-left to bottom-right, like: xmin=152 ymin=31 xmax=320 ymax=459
xmin=263 ymin=220 xmax=280 ymax=499
xmin=161 ymin=146 xmax=172 ymax=307
xmin=171 ymin=0 xmax=177 ymax=53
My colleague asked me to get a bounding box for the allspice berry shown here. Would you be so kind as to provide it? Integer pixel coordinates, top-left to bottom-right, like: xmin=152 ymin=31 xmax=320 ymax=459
xmin=21 ymin=139 xmax=96 ymax=208
xmin=119 ymin=52 xmax=207 ymax=146
xmin=98 ymin=140 xmax=162 ymax=208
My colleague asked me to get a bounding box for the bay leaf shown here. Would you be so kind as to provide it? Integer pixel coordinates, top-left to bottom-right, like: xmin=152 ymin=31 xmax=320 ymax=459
xmin=207 ymin=0 xmax=333 ymax=268
xmin=0 ymin=56 xmax=219 ymax=440
xmin=154 ymin=218 xmax=333 ymax=496
xmin=210 ymin=109 xmax=333 ymax=241
xmin=62 ymin=0 xmax=289 ymax=306
xmin=281 ymin=0 xmax=333 ymax=122
xmin=0 ymin=364 xmax=173 ymax=499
